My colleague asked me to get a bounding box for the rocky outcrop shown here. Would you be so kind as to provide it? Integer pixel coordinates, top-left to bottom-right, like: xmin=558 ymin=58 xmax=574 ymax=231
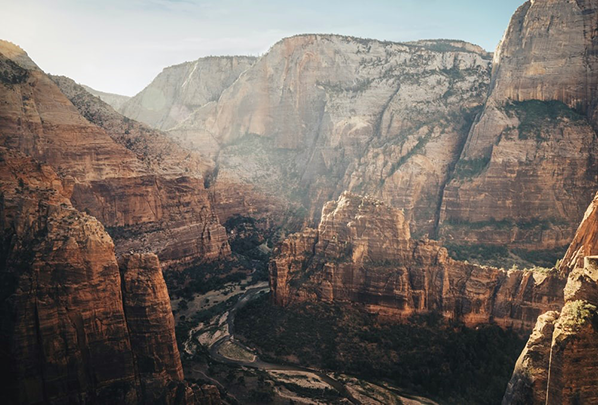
xmin=82 ymin=84 xmax=130 ymax=110
xmin=503 ymin=191 xmax=598 ymax=405
xmin=270 ymin=193 xmax=565 ymax=332
xmin=502 ymin=256 xmax=598 ymax=405
xmin=439 ymin=0 xmax=598 ymax=252
xmin=0 ymin=40 xmax=230 ymax=270
xmin=0 ymin=148 xmax=220 ymax=404
xmin=560 ymin=192 xmax=598 ymax=273
xmin=120 ymin=56 xmax=256 ymax=131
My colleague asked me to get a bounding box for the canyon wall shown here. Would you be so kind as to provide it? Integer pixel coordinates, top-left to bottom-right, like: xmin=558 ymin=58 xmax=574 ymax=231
xmin=270 ymin=193 xmax=565 ymax=333
xmin=0 ymin=40 xmax=230 ymax=270
xmin=166 ymin=36 xmax=493 ymax=239
xmin=0 ymin=148 xmax=219 ymax=404
xmin=121 ymin=16 xmax=597 ymax=256
xmin=439 ymin=0 xmax=598 ymax=251
xmin=503 ymin=193 xmax=598 ymax=405
xmin=119 ymin=56 xmax=257 ymax=131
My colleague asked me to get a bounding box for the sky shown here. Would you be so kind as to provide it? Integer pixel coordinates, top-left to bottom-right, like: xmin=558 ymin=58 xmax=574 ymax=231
xmin=0 ymin=0 xmax=525 ymax=96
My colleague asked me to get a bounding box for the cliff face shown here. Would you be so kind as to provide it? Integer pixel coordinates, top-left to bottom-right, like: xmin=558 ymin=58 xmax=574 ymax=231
xmin=439 ymin=0 xmax=598 ymax=251
xmin=167 ymin=35 xmax=492 ymax=236
xmin=0 ymin=41 xmax=230 ymax=270
xmin=503 ymin=258 xmax=598 ymax=404
xmin=270 ymin=193 xmax=565 ymax=332
xmin=489 ymin=0 xmax=598 ymax=120
xmin=503 ymin=189 xmax=598 ymax=404
xmin=0 ymin=149 xmax=219 ymax=404
xmin=120 ymin=56 xmax=257 ymax=131
xmin=560 ymin=192 xmax=598 ymax=273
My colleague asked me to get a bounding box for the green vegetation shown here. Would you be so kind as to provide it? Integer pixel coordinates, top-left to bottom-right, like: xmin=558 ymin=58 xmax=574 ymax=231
xmin=236 ymin=295 xmax=526 ymax=405
xmin=504 ymin=100 xmax=586 ymax=140
xmin=511 ymin=248 xmax=567 ymax=269
xmin=562 ymin=301 xmax=598 ymax=330
xmin=445 ymin=243 xmax=510 ymax=265
xmin=446 ymin=243 xmax=566 ymax=269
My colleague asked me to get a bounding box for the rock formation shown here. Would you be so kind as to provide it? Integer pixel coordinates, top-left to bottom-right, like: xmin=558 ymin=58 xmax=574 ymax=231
xmin=439 ymin=0 xmax=598 ymax=252
xmin=270 ymin=193 xmax=565 ymax=332
xmin=0 ymin=148 xmax=220 ymax=404
xmin=82 ymin=84 xmax=130 ymax=110
xmin=162 ymin=35 xmax=493 ymax=239
xmin=120 ymin=56 xmax=256 ymax=131
xmin=123 ymin=17 xmax=597 ymax=256
xmin=560 ymin=192 xmax=598 ymax=273
xmin=0 ymin=40 xmax=230 ymax=270
xmin=503 ymin=193 xmax=598 ymax=405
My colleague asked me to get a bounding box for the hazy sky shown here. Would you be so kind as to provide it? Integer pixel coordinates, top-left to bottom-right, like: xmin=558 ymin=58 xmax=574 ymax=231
xmin=1 ymin=0 xmax=525 ymax=96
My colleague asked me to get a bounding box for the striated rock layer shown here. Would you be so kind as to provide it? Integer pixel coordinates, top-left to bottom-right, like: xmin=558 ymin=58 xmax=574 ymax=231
xmin=503 ymin=190 xmax=598 ymax=404
xmin=439 ymin=0 xmax=598 ymax=251
xmin=560 ymin=192 xmax=598 ymax=273
xmin=0 ymin=148 xmax=220 ymax=404
xmin=270 ymin=193 xmax=565 ymax=333
xmin=0 ymin=40 xmax=230 ymax=270
xmin=166 ymin=35 xmax=493 ymax=237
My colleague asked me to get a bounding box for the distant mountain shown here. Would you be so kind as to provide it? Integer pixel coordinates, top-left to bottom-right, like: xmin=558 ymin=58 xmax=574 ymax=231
xmin=82 ymin=84 xmax=130 ymax=110
xmin=119 ymin=55 xmax=257 ymax=130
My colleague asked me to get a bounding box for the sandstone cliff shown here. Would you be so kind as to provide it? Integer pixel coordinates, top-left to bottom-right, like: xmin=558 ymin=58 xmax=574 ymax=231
xmin=0 ymin=40 xmax=230 ymax=270
xmin=0 ymin=148 xmax=220 ymax=404
xmin=151 ymin=23 xmax=597 ymax=256
xmin=502 ymin=188 xmax=598 ymax=404
xmin=120 ymin=56 xmax=256 ymax=131
xmin=270 ymin=193 xmax=565 ymax=332
xmin=560 ymin=192 xmax=598 ymax=273
xmin=166 ymin=35 xmax=492 ymax=238
xmin=439 ymin=0 xmax=598 ymax=252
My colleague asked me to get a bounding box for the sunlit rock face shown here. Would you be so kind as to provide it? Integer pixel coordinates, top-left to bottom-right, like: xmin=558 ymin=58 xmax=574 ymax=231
xmin=120 ymin=56 xmax=257 ymax=131
xmin=439 ymin=0 xmax=598 ymax=252
xmin=165 ymin=35 xmax=493 ymax=237
xmin=503 ymin=192 xmax=598 ymax=404
xmin=0 ymin=41 xmax=230 ymax=270
xmin=135 ymin=22 xmax=597 ymax=253
xmin=0 ymin=149 xmax=220 ymax=404
xmin=270 ymin=193 xmax=565 ymax=333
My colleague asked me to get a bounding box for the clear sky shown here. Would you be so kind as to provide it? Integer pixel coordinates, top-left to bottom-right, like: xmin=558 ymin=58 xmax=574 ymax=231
xmin=0 ymin=0 xmax=526 ymax=96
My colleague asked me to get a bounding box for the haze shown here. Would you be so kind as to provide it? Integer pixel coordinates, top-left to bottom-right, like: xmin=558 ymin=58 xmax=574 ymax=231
xmin=0 ymin=0 xmax=524 ymax=96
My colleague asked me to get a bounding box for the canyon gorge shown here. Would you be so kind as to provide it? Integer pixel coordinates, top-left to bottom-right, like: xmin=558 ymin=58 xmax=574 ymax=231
xmin=1 ymin=0 xmax=597 ymax=403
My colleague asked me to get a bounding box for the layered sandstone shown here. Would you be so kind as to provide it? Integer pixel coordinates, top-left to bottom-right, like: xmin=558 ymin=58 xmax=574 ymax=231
xmin=560 ymin=192 xmax=598 ymax=273
xmin=0 ymin=40 xmax=230 ymax=270
xmin=502 ymin=256 xmax=598 ymax=405
xmin=0 ymin=148 xmax=219 ymax=404
xmin=439 ymin=0 xmax=598 ymax=251
xmin=168 ymin=35 xmax=492 ymax=236
xmin=502 ymin=190 xmax=598 ymax=404
xmin=270 ymin=193 xmax=565 ymax=332
xmin=120 ymin=56 xmax=256 ymax=131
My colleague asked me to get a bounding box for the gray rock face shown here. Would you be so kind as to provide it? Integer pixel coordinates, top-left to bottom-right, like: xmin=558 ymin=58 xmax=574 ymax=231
xmin=120 ymin=56 xmax=256 ymax=130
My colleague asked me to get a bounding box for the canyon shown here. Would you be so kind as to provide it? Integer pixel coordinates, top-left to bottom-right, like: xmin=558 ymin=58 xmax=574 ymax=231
xmin=105 ymin=0 xmax=598 ymax=261
xmin=0 ymin=0 xmax=597 ymax=403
